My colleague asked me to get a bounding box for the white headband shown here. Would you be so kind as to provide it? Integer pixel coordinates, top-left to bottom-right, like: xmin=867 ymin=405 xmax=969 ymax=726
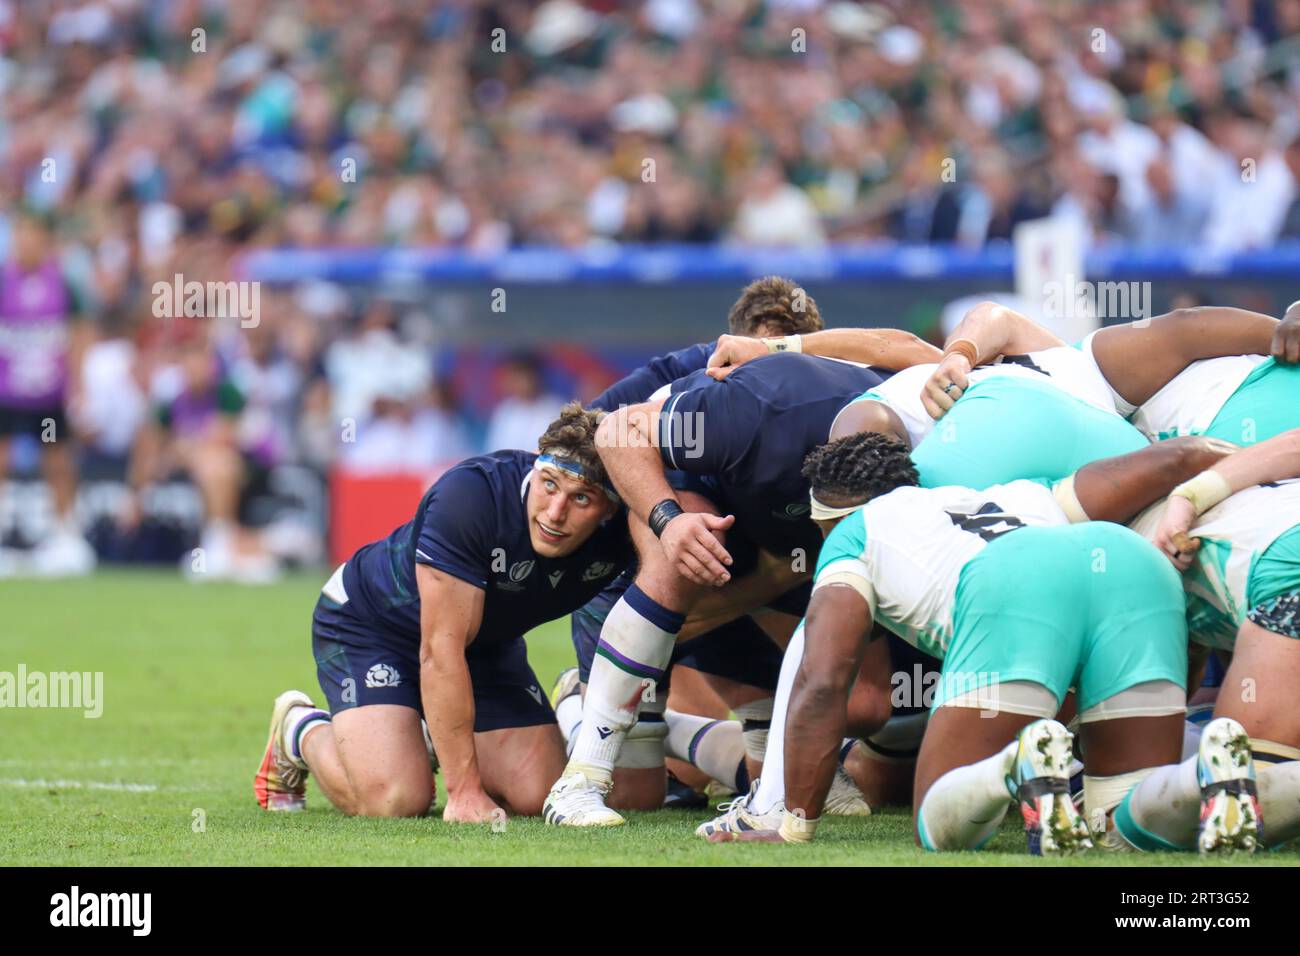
xmin=534 ymin=454 xmax=621 ymax=505
xmin=809 ymin=491 xmax=862 ymax=521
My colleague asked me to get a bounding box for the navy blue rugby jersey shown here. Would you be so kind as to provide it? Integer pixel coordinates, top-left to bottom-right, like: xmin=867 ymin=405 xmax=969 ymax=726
xmin=657 ymin=353 xmax=889 ymax=557
xmin=341 ymin=451 xmax=633 ymax=653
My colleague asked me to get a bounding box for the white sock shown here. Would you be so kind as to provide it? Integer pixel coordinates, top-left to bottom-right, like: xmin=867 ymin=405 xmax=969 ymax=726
xmin=556 ymin=693 xmax=583 ymax=755
xmin=751 ymin=623 xmax=804 ymax=813
xmin=735 ymin=697 xmax=774 ymax=764
xmin=665 ymin=710 xmax=745 ymax=791
xmin=1114 ymin=756 xmax=1199 ymax=850
xmin=1259 ymin=760 xmax=1300 ymax=848
xmin=1181 ymin=720 xmax=1203 ymax=760
xmin=565 ymin=585 xmax=681 ymax=785
xmin=916 ymin=741 xmax=1017 ymax=850
xmin=285 ymin=705 xmax=330 ymax=770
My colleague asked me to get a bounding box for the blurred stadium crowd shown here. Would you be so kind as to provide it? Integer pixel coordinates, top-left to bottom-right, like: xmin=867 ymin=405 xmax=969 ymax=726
xmin=3 ymin=0 xmax=1300 ymax=577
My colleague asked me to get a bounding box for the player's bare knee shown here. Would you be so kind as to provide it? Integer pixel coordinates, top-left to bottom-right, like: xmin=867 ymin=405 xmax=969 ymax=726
xmin=845 ymin=681 xmax=893 ymax=738
xmin=353 ymin=778 xmax=433 ymax=818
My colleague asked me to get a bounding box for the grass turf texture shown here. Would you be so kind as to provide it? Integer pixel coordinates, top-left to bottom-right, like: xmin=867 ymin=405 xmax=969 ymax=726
xmin=0 ymin=570 xmax=1294 ymax=867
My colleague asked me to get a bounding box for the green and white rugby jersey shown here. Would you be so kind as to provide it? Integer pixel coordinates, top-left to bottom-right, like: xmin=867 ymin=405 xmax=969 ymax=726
xmin=1129 ymin=479 xmax=1300 ymax=650
xmin=1129 ymin=355 xmax=1269 ymax=442
xmin=844 ymin=345 xmax=1122 ymax=450
xmin=812 ymin=480 xmax=1069 ymax=659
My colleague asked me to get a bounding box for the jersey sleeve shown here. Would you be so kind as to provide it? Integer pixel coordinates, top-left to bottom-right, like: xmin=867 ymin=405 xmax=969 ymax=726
xmin=1077 ymin=332 xmax=1137 ymax=417
xmin=413 ymin=466 xmax=497 ymax=589
xmin=812 ymin=511 xmax=877 ymax=614
xmin=590 ymin=342 xmax=714 ymax=412
xmin=656 ymin=378 xmax=758 ymax=475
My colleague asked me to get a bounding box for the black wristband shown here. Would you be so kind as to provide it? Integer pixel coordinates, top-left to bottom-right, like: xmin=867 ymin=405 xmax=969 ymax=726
xmin=648 ymin=499 xmax=685 ymax=538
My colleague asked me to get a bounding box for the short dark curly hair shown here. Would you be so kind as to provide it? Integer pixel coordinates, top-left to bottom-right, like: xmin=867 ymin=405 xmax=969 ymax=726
xmin=801 ymin=432 xmax=919 ymax=508
xmin=538 ymin=402 xmax=611 ymax=491
xmin=727 ymin=276 xmax=825 ymax=336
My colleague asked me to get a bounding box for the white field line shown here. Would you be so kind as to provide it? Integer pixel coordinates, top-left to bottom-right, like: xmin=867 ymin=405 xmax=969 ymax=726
xmin=0 ymin=777 xmax=215 ymax=793
xmin=0 ymin=757 xmax=220 ymax=768
xmin=0 ymin=778 xmax=159 ymax=792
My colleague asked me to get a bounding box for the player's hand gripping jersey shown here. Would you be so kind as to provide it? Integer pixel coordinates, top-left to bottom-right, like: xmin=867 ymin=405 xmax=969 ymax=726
xmin=1129 ymin=480 xmax=1300 ymax=649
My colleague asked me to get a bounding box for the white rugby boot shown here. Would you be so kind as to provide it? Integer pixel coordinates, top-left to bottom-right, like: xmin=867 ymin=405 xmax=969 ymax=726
xmin=543 ymin=770 xmax=625 ymax=827
xmin=824 ymin=763 xmax=872 ymax=817
xmin=1012 ymin=719 xmax=1093 ymax=856
xmin=1196 ymin=717 xmax=1261 ymax=854
xmin=694 ymin=781 xmax=784 ymax=841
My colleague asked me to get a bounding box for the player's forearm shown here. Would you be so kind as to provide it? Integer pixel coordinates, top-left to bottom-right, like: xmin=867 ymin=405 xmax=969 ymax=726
xmin=1066 ymin=436 xmax=1237 ymax=523
xmin=595 ymin=409 xmax=676 ymax=521
xmin=1201 ymin=429 xmax=1300 ymax=494
xmin=794 ymin=328 xmax=941 ymax=369
xmin=679 ymin=555 xmax=809 ymax=640
xmin=944 ymin=301 xmax=1064 ymax=360
xmin=781 ymin=673 xmax=848 ymax=830
xmin=420 ymin=644 xmax=482 ymax=796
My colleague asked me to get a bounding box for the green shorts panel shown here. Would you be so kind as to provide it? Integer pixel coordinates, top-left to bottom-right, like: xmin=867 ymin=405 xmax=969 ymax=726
xmin=1205 ymin=360 xmax=1300 ymax=446
xmin=1247 ymin=522 xmax=1300 ymax=608
xmin=1246 ymin=523 xmax=1300 ymax=638
xmin=938 ymin=523 xmax=1188 ymax=712
xmin=910 ymin=376 xmax=1148 ymax=490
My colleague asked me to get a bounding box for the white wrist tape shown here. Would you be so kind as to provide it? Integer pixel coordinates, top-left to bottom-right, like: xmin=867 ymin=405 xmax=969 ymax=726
xmin=765 ymin=335 xmax=802 ymax=354
xmin=1051 ymin=474 xmax=1091 ymax=523
xmin=1170 ymin=469 xmax=1233 ymax=516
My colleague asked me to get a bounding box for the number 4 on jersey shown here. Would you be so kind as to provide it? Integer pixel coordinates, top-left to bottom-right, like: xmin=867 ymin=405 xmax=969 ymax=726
xmin=946 ymin=502 xmax=1026 ymax=542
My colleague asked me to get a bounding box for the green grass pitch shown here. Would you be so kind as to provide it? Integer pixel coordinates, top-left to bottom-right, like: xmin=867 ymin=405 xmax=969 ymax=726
xmin=0 ymin=570 xmax=1294 ymax=866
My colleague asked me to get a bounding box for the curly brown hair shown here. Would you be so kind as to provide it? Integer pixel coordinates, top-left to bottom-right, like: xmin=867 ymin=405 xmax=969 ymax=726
xmin=537 ymin=401 xmax=612 ymax=491
xmin=727 ymin=276 xmax=825 ymax=337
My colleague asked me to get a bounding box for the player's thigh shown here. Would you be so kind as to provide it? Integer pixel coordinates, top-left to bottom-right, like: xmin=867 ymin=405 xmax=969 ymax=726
xmin=665 ymin=664 xmax=730 ymax=718
xmin=846 ymin=748 xmax=916 ymax=809
xmin=331 ymin=704 xmax=433 ymax=817
xmin=1215 ymin=620 xmax=1300 ymax=749
xmin=609 ymin=767 xmax=666 ymax=810
xmin=845 ymin=634 xmax=900 ymax=737
xmin=850 ymin=711 xmax=928 ymax=808
xmin=1078 ymin=711 xmax=1185 ymax=777
xmin=912 ymin=705 xmax=1036 ymax=817
xmin=677 ymin=614 xmax=782 ymax=710
xmin=475 ymin=722 xmax=567 ymax=817
xmin=750 ymin=609 xmax=799 ymax=649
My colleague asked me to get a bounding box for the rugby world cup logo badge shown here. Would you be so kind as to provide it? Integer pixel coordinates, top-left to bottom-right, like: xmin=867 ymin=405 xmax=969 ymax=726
xmin=510 ymin=560 xmax=535 ymax=583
